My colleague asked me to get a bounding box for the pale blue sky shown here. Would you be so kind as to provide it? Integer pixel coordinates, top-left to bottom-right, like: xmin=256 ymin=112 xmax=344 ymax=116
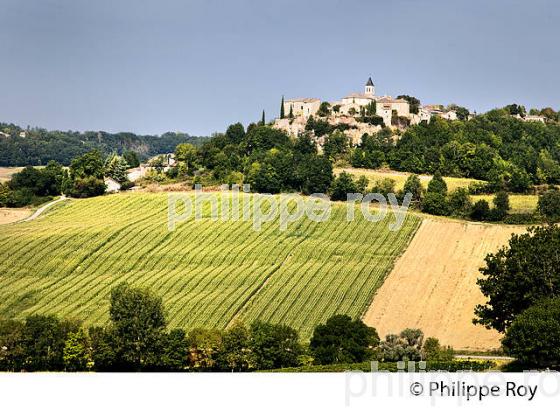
xmin=0 ymin=0 xmax=558 ymax=136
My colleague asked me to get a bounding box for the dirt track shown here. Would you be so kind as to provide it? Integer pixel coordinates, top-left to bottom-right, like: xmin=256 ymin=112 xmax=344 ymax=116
xmin=363 ymin=218 xmax=526 ymax=351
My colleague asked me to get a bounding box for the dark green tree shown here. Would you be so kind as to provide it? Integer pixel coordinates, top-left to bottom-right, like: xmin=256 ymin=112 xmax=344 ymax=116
xmin=249 ymin=322 xmax=301 ymax=370
xmin=310 ymin=315 xmax=379 ymax=364
xmin=216 ymin=322 xmax=256 ymax=372
xmin=280 ymin=96 xmax=285 ymax=119
xmin=108 ymin=283 xmax=167 ymax=371
xmin=329 ymin=172 xmax=357 ymax=201
xmin=427 ymin=171 xmax=447 ymax=195
xmin=475 ymin=225 xmax=560 ymax=332
xmin=471 ymin=199 xmax=490 ymax=221
xmin=538 ymin=189 xmax=560 ymax=222
xmin=502 ymin=298 xmax=560 ymax=368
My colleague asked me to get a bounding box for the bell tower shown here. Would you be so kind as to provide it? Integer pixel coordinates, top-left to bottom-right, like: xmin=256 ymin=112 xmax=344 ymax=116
xmin=365 ymin=77 xmax=375 ymax=96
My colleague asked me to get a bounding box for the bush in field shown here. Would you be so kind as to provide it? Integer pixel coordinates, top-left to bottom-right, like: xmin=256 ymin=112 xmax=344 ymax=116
xmin=502 ymin=298 xmax=560 ymax=368
xmin=448 ymin=188 xmax=472 ymax=217
xmin=538 ymin=189 xmax=560 ymax=222
xmin=68 ymin=176 xmax=106 ymax=198
xmin=377 ymin=328 xmax=424 ymax=362
xmin=310 ymin=315 xmax=379 ymax=364
xmin=371 ymin=177 xmax=396 ymax=196
xmin=330 ymin=172 xmax=358 ymax=201
xmin=402 ymin=174 xmax=424 ymax=203
xmin=427 ymin=171 xmax=447 ymax=196
xmin=421 ymin=192 xmax=450 ymax=216
xmin=475 ymin=225 xmax=560 ymax=332
xmin=422 ymin=337 xmax=454 ymax=361
xmin=471 ymin=199 xmax=490 ymax=221
xmin=491 ymin=191 xmax=510 ymax=220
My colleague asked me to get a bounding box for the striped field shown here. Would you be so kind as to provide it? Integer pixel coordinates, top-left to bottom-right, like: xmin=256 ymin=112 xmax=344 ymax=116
xmin=0 ymin=192 xmax=421 ymax=338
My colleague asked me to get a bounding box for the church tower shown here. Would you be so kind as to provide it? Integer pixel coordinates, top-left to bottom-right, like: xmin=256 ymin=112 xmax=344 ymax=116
xmin=365 ymin=77 xmax=375 ymax=96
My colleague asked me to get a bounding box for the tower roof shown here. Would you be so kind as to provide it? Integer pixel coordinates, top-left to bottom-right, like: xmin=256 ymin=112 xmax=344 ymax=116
xmin=365 ymin=77 xmax=374 ymax=86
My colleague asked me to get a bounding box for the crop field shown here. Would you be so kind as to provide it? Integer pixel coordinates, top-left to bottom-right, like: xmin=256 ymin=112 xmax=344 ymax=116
xmin=471 ymin=194 xmax=538 ymax=214
xmin=0 ymin=192 xmax=421 ymax=338
xmin=364 ymin=219 xmax=525 ymax=351
xmin=336 ymin=167 xmax=483 ymax=192
xmin=0 ymin=166 xmax=23 ymax=182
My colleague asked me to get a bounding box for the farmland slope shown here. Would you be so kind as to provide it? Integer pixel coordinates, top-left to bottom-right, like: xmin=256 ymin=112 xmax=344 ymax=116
xmin=363 ymin=219 xmax=525 ymax=351
xmin=0 ymin=192 xmax=420 ymax=338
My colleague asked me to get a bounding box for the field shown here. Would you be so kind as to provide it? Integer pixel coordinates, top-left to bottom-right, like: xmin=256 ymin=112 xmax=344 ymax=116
xmin=336 ymin=167 xmax=483 ymax=192
xmin=0 ymin=166 xmax=23 ymax=182
xmin=471 ymin=194 xmax=538 ymax=214
xmin=0 ymin=208 xmax=32 ymax=225
xmin=363 ymin=219 xmax=525 ymax=351
xmin=0 ymin=192 xmax=421 ymax=338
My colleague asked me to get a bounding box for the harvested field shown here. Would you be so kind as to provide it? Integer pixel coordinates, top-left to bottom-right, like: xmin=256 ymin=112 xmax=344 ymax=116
xmin=0 ymin=208 xmax=31 ymax=225
xmin=336 ymin=167 xmax=483 ymax=192
xmin=0 ymin=167 xmax=23 ymax=182
xmin=363 ymin=218 xmax=526 ymax=351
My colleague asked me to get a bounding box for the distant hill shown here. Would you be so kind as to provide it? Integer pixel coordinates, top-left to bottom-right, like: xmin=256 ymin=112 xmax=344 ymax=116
xmin=0 ymin=122 xmax=209 ymax=166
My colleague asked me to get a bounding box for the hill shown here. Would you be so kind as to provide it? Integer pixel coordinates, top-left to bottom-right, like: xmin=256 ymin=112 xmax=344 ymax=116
xmin=0 ymin=122 xmax=208 ymax=166
xmin=0 ymin=192 xmax=420 ymax=338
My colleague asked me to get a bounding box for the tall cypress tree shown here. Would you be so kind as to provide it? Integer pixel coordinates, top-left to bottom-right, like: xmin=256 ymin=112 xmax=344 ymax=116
xmin=280 ymin=96 xmax=285 ymax=119
xmin=261 ymin=110 xmax=266 ymax=125
xmin=289 ymin=105 xmax=294 ymax=119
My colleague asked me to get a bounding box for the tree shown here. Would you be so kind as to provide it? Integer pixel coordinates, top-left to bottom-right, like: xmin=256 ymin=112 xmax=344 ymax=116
xmin=216 ymin=322 xmax=256 ymax=372
xmin=123 ymin=151 xmax=140 ymax=168
xmin=261 ymin=110 xmax=266 ymax=126
xmin=21 ymin=315 xmax=80 ymax=372
xmin=309 ymin=315 xmax=379 ymax=364
xmin=329 ymin=172 xmax=357 ymax=201
xmin=317 ymin=102 xmax=331 ymax=117
xmin=502 ymin=298 xmax=560 ymax=368
xmin=160 ymin=329 xmax=189 ymax=371
xmin=427 ymin=171 xmax=447 ymax=195
xmin=187 ymin=328 xmax=223 ymax=370
xmin=69 ymin=175 xmax=106 ymax=198
xmin=538 ymin=189 xmax=560 ymax=222
xmin=249 ymin=322 xmax=301 ymax=370
xmin=104 ymin=154 xmax=129 ymax=183
xmin=63 ymin=328 xmax=91 ymax=371
xmin=175 ymin=143 xmax=198 ymax=174
xmin=295 ymin=155 xmax=333 ymax=195
xmin=289 ymin=105 xmax=294 ymax=119
xmin=475 ymin=225 xmax=560 ymax=332
xmin=323 ymin=131 xmax=349 ymax=162
xmin=0 ymin=320 xmax=25 ymax=371
xmin=108 ymin=283 xmax=167 ymax=371
xmin=70 ymin=150 xmax=105 ymax=180
xmin=448 ymin=187 xmax=472 ymax=216
xmin=402 ymin=174 xmax=424 ymax=203
xmin=422 ymin=337 xmax=453 ymax=361
xmin=421 ymin=192 xmax=450 ymax=216
xmin=492 ymin=191 xmax=510 ymax=220
xmin=225 ymin=122 xmax=246 ymax=145
xmin=470 ymin=199 xmax=490 ymax=221
xmin=371 ymin=177 xmax=396 ymax=196
xmin=280 ymin=96 xmax=285 ymax=119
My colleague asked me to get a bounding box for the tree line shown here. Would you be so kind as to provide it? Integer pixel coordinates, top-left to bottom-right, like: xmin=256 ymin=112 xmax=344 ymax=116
xmin=0 ymin=122 xmax=206 ymax=166
xmin=0 ymin=283 xmax=453 ymax=372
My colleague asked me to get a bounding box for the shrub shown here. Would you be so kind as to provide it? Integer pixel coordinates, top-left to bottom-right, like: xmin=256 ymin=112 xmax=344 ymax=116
xmin=329 ymin=172 xmax=357 ymax=201
xmin=69 ymin=176 xmax=106 ymax=198
xmin=538 ymin=189 xmax=560 ymax=222
xmin=471 ymin=199 xmax=490 ymax=221
xmin=402 ymin=174 xmax=424 ymax=203
xmin=421 ymin=192 xmax=450 ymax=216
xmin=310 ymin=315 xmax=379 ymax=365
xmin=448 ymin=188 xmax=472 ymax=216
xmin=502 ymin=298 xmax=560 ymax=368
xmin=371 ymin=178 xmax=396 ymax=196
xmin=427 ymin=171 xmax=447 ymax=195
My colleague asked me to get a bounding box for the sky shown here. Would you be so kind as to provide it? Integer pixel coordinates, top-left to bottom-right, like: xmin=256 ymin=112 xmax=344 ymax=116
xmin=0 ymin=0 xmax=558 ymax=136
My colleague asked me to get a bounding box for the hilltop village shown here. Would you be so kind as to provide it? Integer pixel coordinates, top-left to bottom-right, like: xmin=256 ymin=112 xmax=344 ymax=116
xmin=273 ymin=78 xmax=545 ymax=144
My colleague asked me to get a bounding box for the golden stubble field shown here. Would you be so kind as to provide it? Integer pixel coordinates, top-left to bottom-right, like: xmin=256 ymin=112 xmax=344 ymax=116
xmin=363 ymin=218 xmax=526 ymax=351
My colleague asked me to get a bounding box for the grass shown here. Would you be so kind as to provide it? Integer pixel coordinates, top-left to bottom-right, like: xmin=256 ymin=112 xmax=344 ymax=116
xmin=0 ymin=191 xmax=421 ymax=339
xmin=471 ymin=194 xmax=538 ymax=214
xmin=336 ymin=167 xmax=483 ymax=192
